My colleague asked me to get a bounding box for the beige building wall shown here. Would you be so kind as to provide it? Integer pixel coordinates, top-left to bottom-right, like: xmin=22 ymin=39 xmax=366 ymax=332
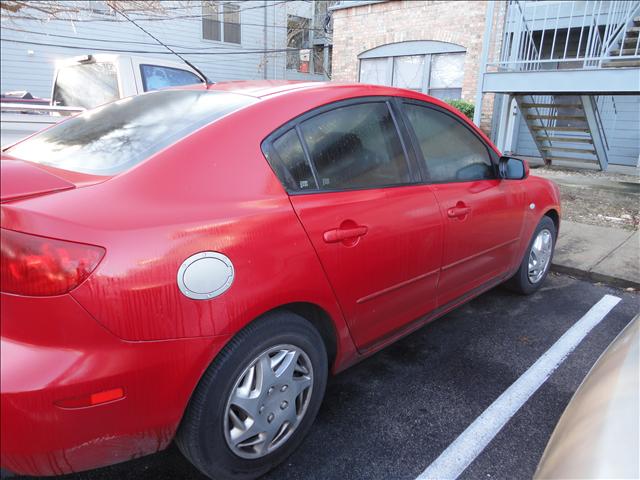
xmin=331 ymin=0 xmax=498 ymax=133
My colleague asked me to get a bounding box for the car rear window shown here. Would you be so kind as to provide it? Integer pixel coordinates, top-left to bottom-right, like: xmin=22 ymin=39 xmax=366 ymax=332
xmin=7 ymin=90 xmax=254 ymax=176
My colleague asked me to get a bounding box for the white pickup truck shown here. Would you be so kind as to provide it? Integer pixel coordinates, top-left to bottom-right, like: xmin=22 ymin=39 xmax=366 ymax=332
xmin=1 ymin=54 xmax=206 ymax=146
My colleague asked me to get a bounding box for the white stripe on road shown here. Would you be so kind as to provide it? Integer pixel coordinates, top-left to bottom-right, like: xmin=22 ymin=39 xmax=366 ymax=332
xmin=416 ymin=294 xmax=622 ymax=480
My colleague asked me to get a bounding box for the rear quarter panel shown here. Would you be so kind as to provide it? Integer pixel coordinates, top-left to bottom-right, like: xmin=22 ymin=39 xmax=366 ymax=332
xmin=0 ymin=99 xmax=358 ymax=369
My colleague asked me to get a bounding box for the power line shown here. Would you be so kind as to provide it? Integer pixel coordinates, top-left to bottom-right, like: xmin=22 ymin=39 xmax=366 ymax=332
xmin=3 ymin=13 xmax=329 ymax=33
xmin=110 ymin=3 xmax=211 ymax=83
xmin=1 ymin=2 xmax=328 ymax=31
xmin=0 ymin=37 xmax=313 ymax=56
xmin=0 ymin=23 xmax=328 ymax=49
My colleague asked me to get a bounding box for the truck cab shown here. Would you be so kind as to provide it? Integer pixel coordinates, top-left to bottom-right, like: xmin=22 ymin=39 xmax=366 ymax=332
xmin=51 ymin=54 xmax=206 ymax=110
xmin=1 ymin=54 xmax=207 ymax=146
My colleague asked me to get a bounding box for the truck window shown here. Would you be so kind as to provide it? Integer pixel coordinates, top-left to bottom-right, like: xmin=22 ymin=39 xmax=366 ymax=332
xmin=7 ymin=90 xmax=254 ymax=176
xmin=140 ymin=64 xmax=204 ymax=92
xmin=52 ymin=62 xmax=119 ymax=109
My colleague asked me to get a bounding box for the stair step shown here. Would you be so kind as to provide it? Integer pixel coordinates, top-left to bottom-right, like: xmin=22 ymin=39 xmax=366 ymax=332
xmin=635 ymin=16 xmax=640 ymax=23
xmin=540 ymin=146 xmax=596 ymax=154
xmin=602 ymin=59 xmax=640 ymax=67
xmin=536 ymin=136 xmax=593 ymax=144
xmin=628 ymin=26 xmax=640 ymax=33
xmin=547 ymin=156 xmax=600 ymax=165
xmin=532 ymin=126 xmax=590 ymax=132
xmin=527 ymin=114 xmax=585 ymax=120
xmin=609 ymin=48 xmax=638 ymax=55
xmin=623 ymin=37 xmax=640 ymax=46
xmin=520 ymin=103 xmax=582 ymax=109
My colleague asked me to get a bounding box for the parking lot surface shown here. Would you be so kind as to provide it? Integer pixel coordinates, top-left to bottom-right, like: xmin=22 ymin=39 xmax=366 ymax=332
xmin=19 ymin=273 xmax=639 ymax=480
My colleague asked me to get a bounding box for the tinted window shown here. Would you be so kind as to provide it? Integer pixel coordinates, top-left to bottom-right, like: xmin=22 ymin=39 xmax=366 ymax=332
xmin=404 ymin=103 xmax=494 ymax=182
xmin=52 ymin=62 xmax=119 ymax=109
xmin=8 ymin=90 xmax=253 ymax=176
xmin=269 ymin=129 xmax=317 ymax=191
xmin=140 ymin=65 xmax=203 ymax=92
xmin=299 ymin=103 xmax=411 ymax=190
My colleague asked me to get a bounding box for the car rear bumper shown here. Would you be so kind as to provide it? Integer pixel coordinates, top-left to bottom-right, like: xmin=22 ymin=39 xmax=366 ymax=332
xmin=1 ymin=293 xmax=228 ymax=477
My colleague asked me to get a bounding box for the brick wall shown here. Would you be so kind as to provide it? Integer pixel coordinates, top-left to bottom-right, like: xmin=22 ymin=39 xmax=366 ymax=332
xmin=331 ymin=0 xmax=498 ymax=133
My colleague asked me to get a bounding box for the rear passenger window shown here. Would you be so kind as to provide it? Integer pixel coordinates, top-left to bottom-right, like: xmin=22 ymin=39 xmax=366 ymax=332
xmin=299 ymin=103 xmax=411 ymax=190
xmin=404 ymin=103 xmax=494 ymax=182
xmin=269 ymin=129 xmax=317 ymax=191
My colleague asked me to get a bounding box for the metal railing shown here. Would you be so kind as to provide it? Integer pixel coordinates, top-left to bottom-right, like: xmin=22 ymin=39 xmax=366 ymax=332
xmin=0 ymin=103 xmax=84 ymax=115
xmin=489 ymin=0 xmax=640 ymax=71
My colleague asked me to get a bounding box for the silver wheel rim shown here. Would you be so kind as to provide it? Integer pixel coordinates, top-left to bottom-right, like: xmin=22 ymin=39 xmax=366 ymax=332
xmin=528 ymin=228 xmax=553 ymax=284
xmin=223 ymin=344 xmax=313 ymax=459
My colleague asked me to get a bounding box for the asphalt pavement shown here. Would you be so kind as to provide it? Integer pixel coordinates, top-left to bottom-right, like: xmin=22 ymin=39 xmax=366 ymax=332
xmin=18 ymin=273 xmax=640 ymax=480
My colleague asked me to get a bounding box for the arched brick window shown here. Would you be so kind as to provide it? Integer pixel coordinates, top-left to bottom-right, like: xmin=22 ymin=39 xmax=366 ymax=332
xmin=358 ymin=40 xmax=466 ymax=100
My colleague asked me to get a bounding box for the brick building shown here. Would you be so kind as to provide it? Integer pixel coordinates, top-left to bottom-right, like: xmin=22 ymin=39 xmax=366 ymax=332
xmin=331 ymin=0 xmax=639 ymax=172
xmin=330 ymin=0 xmax=496 ymax=131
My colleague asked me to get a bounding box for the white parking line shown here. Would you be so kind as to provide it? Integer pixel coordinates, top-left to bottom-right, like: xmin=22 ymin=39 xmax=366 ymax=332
xmin=416 ymin=294 xmax=622 ymax=480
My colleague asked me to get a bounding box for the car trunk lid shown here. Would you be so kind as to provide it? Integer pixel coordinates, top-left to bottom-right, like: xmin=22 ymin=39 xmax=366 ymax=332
xmin=0 ymin=155 xmax=106 ymax=203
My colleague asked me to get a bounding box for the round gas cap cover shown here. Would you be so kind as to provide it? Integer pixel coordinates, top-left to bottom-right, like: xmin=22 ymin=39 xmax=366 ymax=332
xmin=177 ymin=252 xmax=234 ymax=300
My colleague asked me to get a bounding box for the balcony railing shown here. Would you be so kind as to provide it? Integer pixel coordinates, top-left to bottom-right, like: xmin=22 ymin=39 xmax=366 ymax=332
xmin=489 ymin=0 xmax=640 ymax=72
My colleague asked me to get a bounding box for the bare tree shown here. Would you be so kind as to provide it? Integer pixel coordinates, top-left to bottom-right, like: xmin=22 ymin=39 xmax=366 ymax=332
xmin=0 ymin=1 xmax=167 ymax=21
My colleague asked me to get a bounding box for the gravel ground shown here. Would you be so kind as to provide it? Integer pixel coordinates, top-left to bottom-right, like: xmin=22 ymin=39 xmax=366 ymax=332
xmin=532 ymin=166 xmax=640 ymax=231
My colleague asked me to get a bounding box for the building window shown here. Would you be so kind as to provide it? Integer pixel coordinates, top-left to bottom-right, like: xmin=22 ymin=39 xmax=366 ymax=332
xmin=202 ymin=1 xmax=241 ymax=44
xmin=428 ymin=53 xmax=465 ymax=100
xmin=359 ymin=49 xmax=466 ymax=100
xmin=287 ymin=15 xmax=310 ymax=71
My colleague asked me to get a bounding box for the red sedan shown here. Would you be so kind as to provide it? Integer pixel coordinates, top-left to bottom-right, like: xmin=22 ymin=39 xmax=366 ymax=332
xmin=0 ymin=81 xmax=560 ymax=479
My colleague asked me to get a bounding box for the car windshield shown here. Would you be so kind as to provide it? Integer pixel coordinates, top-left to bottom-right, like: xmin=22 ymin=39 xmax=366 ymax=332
xmin=7 ymin=90 xmax=254 ymax=176
xmin=52 ymin=62 xmax=120 ymax=109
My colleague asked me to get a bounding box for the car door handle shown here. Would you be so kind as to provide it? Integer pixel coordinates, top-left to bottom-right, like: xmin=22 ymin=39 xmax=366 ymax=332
xmin=447 ymin=205 xmax=471 ymax=218
xmin=323 ymin=225 xmax=368 ymax=243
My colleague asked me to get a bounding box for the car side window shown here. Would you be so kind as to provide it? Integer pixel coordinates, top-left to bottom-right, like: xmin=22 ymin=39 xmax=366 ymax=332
xmin=269 ymin=129 xmax=318 ymax=191
xmin=403 ymin=103 xmax=495 ymax=182
xmin=299 ymin=102 xmax=411 ymax=190
xmin=140 ymin=64 xmax=204 ymax=92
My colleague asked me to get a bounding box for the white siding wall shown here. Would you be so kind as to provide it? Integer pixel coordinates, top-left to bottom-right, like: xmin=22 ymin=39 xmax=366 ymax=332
xmin=0 ymin=1 xmax=326 ymax=98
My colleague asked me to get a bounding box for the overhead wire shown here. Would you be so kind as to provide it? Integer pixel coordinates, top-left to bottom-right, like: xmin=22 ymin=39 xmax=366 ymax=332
xmin=0 ymin=37 xmax=313 ymax=56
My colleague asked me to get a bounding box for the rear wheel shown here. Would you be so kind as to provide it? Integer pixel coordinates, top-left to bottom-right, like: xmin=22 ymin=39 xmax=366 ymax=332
xmin=176 ymin=311 xmax=328 ymax=480
xmin=506 ymin=216 xmax=556 ymax=295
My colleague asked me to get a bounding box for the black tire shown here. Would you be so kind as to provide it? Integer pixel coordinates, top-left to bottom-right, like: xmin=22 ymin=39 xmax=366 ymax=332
xmin=506 ymin=215 xmax=557 ymax=295
xmin=176 ymin=311 xmax=328 ymax=480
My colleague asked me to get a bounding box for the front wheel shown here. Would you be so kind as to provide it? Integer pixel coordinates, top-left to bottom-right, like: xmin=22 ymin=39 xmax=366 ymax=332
xmin=506 ymin=216 xmax=557 ymax=295
xmin=176 ymin=311 xmax=328 ymax=480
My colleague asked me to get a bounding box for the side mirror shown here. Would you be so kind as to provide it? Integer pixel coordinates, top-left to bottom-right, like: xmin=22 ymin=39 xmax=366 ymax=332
xmin=499 ymin=156 xmax=528 ymax=180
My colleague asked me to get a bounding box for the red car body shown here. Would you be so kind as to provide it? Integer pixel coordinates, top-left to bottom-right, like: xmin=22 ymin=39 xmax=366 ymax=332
xmin=0 ymin=81 xmax=560 ymax=476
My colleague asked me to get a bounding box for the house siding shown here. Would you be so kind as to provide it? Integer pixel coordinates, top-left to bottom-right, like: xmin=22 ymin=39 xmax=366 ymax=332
xmin=0 ymin=1 xmax=326 ymax=98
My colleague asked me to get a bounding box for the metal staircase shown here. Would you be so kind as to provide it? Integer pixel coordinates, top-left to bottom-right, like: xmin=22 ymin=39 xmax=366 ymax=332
xmin=604 ymin=15 xmax=640 ymax=68
xmin=516 ymin=95 xmax=612 ymax=170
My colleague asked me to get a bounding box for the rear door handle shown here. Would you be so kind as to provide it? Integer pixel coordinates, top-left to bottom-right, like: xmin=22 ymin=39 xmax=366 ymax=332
xmin=323 ymin=225 xmax=368 ymax=243
xmin=447 ymin=205 xmax=471 ymax=218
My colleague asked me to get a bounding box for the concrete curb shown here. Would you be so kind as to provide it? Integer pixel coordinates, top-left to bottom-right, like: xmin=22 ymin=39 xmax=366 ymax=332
xmin=551 ymin=263 xmax=640 ymax=290
xmin=552 ymin=221 xmax=639 ymax=290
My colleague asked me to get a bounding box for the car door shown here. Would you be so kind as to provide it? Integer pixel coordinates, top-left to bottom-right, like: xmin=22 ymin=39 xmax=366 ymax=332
xmin=401 ymin=101 xmax=527 ymax=306
xmin=263 ymin=99 xmax=444 ymax=350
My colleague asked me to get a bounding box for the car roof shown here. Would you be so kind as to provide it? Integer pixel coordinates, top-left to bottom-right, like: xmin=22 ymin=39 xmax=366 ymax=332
xmin=202 ymin=80 xmax=425 ymax=99
xmin=194 ymin=80 xmax=498 ymax=154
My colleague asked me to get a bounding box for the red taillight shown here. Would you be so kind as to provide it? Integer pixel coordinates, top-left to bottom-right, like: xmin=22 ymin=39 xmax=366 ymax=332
xmin=0 ymin=228 xmax=105 ymax=296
